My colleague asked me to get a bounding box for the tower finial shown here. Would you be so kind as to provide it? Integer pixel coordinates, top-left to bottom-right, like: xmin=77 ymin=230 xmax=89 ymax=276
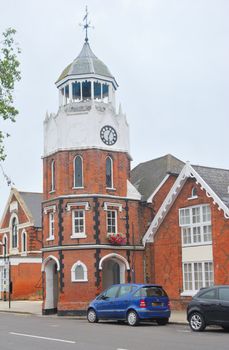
xmin=79 ymin=6 xmax=94 ymax=43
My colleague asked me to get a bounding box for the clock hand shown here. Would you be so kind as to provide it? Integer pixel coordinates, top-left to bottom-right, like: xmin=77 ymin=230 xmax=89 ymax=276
xmin=108 ymin=130 xmax=112 ymax=140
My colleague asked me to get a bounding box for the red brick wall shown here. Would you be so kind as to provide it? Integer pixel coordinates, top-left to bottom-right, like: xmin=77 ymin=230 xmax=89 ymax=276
xmin=149 ymin=178 xmax=229 ymax=309
xmin=153 ymin=175 xmax=177 ymax=213
xmin=43 ymin=149 xmax=131 ymax=199
xmin=43 ymin=249 xmax=145 ymax=312
xmin=211 ymin=205 xmax=229 ymax=284
xmin=11 ymin=263 xmax=42 ymax=300
xmin=0 ymin=192 xmax=42 ymax=300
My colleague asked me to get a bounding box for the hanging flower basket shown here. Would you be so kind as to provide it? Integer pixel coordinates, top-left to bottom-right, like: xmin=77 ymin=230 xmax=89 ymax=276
xmin=107 ymin=233 xmax=127 ymax=245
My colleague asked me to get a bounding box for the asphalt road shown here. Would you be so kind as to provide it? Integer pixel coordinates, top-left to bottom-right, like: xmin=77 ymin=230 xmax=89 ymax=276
xmin=0 ymin=313 xmax=229 ymax=350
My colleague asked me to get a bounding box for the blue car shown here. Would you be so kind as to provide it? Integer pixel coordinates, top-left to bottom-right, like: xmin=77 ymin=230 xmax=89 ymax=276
xmin=87 ymin=283 xmax=171 ymax=326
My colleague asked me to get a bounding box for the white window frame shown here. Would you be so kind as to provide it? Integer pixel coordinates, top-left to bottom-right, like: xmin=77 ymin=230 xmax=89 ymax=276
xmin=71 ymin=261 xmax=88 ymax=282
xmin=182 ymin=261 xmax=214 ymax=296
xmin=71 ymin=209 xmax=86 ymax=239
xmin=50 ymin=160 xmax=55 ymax=192
xmin=106 ymin=156 xmax=114 ymax=189
xmin=0 ymin=234 xmax=8 ymax=257
xmin=21 ymin=229 xmax=27 ymax=255
xmin=107 ymin=209 xmax=117 ymax=234
xmin=10 ymin=213 xmax=19 ymax=251
xmin=179 ymin=204 xmax=212 ymax=247
xmin=73 ymin=155 xmax=84 ymax=189
xmin=47 ymin=212 xmax=55 ymax=241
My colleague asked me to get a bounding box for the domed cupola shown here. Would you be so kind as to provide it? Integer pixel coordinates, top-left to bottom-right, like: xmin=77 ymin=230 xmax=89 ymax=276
xmin=56 ymin=41 xmax=118 ymax=108
xmin=57 ymin=42 xmax=116 ymax=83
xmin=44 ymin=9 xmax=130 ymax=159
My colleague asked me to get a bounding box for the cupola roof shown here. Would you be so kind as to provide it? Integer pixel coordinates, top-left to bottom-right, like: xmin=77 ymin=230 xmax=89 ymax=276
xmin=56 ymin=42 xmax=115 ymax=84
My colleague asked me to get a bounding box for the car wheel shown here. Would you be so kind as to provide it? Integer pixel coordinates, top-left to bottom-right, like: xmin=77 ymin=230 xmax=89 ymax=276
xmin=127 ymin=310 xmax=139 ymax=326
xmin=87 ymin=309 xmax=98 ymax=323
xmin=156 ymin=318 xmax=169 ymax=326
xmin=189 ymin=312 xmax=206 ymax=332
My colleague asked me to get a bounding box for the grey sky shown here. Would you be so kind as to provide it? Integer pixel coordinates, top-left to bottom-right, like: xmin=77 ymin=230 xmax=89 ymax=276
xmin=0 ymin=0 xmax=229 ymax=216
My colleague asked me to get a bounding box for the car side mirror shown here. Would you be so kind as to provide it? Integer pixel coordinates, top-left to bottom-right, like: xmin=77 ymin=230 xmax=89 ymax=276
xmin=101 ymin=295 xmax=109 ymax=300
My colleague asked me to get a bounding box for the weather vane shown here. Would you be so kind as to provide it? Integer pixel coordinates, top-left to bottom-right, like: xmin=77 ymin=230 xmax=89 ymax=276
xmin=79 ymin=6 xmax=94 ymax=42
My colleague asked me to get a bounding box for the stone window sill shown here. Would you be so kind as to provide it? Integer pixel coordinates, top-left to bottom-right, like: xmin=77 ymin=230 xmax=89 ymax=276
xmin=70 ymin=234 xmax=87 ymax=239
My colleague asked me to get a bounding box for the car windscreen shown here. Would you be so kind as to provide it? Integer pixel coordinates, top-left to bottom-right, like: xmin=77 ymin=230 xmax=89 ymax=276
xmin=134 ymin=286 xmax=167 ymax=297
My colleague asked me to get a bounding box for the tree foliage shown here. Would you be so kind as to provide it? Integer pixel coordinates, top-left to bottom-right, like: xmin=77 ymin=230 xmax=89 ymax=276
xmin=0 ymin=28 xmax=21 ymax=160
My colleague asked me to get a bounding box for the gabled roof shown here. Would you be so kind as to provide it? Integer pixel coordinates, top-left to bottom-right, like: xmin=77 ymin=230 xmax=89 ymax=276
xmin=193 ymin=165 xmax=229 ymax=208
xmin=143 ymin=162 xmax=229 ymax=245
xmin=130 ymin=154 xmax=184 ymax=201
xmin=0 ymin=188 xmax=42 ymax=229
xmin=19 ymin=191 xmax=43 ymax=227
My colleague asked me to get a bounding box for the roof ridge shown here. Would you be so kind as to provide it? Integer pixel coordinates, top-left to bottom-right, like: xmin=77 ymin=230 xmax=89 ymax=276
xmin=19 ymin=191 xmax=43 ymax=195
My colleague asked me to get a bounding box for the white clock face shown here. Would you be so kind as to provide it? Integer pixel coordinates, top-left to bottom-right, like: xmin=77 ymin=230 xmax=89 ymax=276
xmin=100 ymin=125 xmax=117 ymax=145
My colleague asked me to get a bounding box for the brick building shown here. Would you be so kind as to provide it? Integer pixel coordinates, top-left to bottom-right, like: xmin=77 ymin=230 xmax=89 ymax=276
xmin=132 ymin=155 xmax=229 ymax=309
xmin=41 ymin=39 xmax=153 ymax=315
xmin=40 ymin=32 xmax=229 ymax=314
xmin=0 ymin=188 xmax=42 ymax=300
xmin=1 ymin=34 xmax=229 ymax=313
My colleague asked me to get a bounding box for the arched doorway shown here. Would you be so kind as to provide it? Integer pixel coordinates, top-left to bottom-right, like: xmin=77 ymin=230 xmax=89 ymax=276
xmin=99 ymin=253 xmax=130 ymax=290
xmin=42 ymin=256 xmax=60 ymax=314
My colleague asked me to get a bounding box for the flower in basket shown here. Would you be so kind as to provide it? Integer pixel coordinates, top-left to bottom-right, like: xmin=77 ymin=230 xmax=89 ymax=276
xmin=108 ymin=233 xmax=127 ymax=245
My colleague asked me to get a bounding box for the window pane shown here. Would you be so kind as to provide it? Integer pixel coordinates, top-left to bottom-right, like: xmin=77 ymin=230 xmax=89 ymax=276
xmin=202 ymin=205 xmax=211 ymax=222
xmin=204 ymin=262 xmax=213 ymax=286
xmin=73 ymin=210 xmax=85 ymax=234
xmin=203 ymin=225 xmax=212 ymax=242
xmin=180 ymin=209 xmax=190 ymax=225
xmin=106 ymin=157 xmax=112 ymax=188
xmin=194 ymin=262 xmax=203 ymax=290
xmin=72 ymin=82 xmax=81 ymax=100
xmin=104 ymin=285 xmax=120 ymax=298
xmin=192 ymin=207 xmax=200 ymax=224
xmin=82 ymin=81 xmax=91 ymax=99
xmin=107 ymin=210 xmax=117 ymax=233
xmin=12 ymin=218 xmax=18 ymax=248
xmin=183 ymin=263 xmax=192 ymax=291
xmin=193 ymin=226 xmax=201 ymax=243
xmin=51 ymin=160 xmax=55 ymax=191
xmin=49 ymin=213 xmax=54 ymax=237
xmin=199 ymin=289 xmax=216 ymax=300
xmin=94 ymin=82 xmax=101 ymax=99
xmin=65 ymin=85 xmax=69 ymax=98
xmin=74 ymin=156 xmax=83 ymax=187
xmin=102 ymin=84 xmax=109 ymax=98
xmin=118 ymin=285 xmax=133 ymax=297
xmin=219 ymin=288 xmax=229 ymax=301
xmin=75 ymin=265 xmax=84 ymax=280
xmin=182 ymin=227 xmax=191 ymax=245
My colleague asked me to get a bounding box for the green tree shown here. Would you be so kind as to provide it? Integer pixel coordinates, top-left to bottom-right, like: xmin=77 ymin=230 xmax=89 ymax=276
xmin=0 ymin=28 xmax=21 ymax=160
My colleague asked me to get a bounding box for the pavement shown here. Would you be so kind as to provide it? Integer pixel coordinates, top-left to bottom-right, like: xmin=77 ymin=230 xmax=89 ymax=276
xmin=0 ymin=300 xmax=187 ymax=324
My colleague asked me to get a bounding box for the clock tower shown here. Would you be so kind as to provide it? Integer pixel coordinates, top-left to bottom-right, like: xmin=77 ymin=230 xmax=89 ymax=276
xmin=41 ymin=17 xmax=146 ymax=315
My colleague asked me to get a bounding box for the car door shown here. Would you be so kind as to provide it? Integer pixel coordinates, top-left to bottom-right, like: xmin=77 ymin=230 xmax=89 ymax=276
xmin=218 ymin=287 xmax=229 ymax=323
xmin=197 ymin=288 xmax=219 ymax=323
xmin=94 ymin=285 xmax=120 ymax=319
xmin=112 ymin=285 xmax=133 ymax=319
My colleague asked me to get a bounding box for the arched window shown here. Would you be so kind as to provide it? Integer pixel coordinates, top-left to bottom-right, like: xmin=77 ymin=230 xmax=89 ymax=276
xmin=191 ymin=187 xmax=198 ymax=198
xmin=74 ymin=156 xmax=83 ymax=188
xmin=12 ymin=217 xmax=18 ymax=249
xmin=51 ymin=160 xmax=55 ymax=192
xmin=2 ymin=235 xmax=8 ymax=256
xmin=106 ymin=156 xmax=113 ymax=188
xmin=71 ymin=261 xmax=88 ymax=282
xmin=21 ymin=230 xmax=27 ymax=254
